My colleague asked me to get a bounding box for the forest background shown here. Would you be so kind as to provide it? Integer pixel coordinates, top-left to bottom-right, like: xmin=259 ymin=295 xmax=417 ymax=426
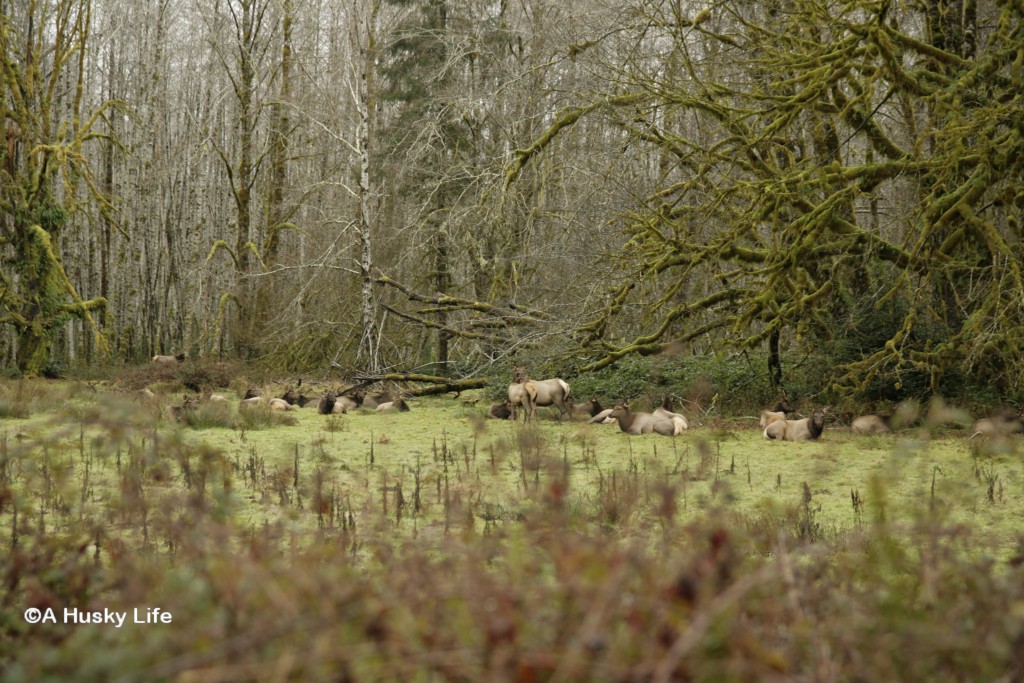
xmin=2 ymin=0 xmax=1023 ymax=408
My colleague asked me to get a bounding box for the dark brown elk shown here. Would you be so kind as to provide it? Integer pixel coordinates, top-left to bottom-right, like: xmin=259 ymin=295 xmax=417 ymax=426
xmin=971 ymin=409 xmax=1024 ymax=437
xmin=570 ymin=396 xmax=604 ymax=420
xmin=759 ymin=394 xmax=796 ymax=428
xmin=764 ymin=408 xmax=826 ymax=441
xmin=318 ymin=392 xmax=337 ymax=415
xmin=488 ymin=399 xmax=513 ymax=420
xmin=277 ymin=386 xmax=309 ymax=407
xmin=243 ymin=386 xmax=261 ymax=400
xmin=608 ymin=403 xmax=683 ymax=436
xmin=851 ymin=414 xmax=891 ymax=435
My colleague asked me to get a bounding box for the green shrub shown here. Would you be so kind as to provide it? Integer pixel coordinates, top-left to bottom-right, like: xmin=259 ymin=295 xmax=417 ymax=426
xmin=237 ymin=403 xmax=298 ymax=429
xmin=185 ymin=400 xmax=237 ymax=429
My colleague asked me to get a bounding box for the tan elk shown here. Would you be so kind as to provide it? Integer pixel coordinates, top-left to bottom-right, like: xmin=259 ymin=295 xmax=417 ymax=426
xmin=759 ymin=393 xmax=796 ymax=428
xmin=508 ymin=367 xmax=570 ymax=422
xmin=375 ymin=397 xmax=410 ymax=412
xmin=764 ymin=408 xmax=827 ymax=441
xmin=607 ymin=403 xmax=684 ymax=436
xmin=654 ymin=394 xmax=688 ymax=432
xmin=970 ymin=409 xmax=1024 ymax=437
xmin=507 ymin=367 xmax=538 ymax=422
xmin=851 ymin=414 xmax=891 ymax=435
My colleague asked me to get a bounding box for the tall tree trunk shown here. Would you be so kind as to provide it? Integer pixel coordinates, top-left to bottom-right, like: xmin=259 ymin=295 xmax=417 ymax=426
xmin=264 ymin=0 xmax=292 ymax=265
xmin=233 ymin=0 xmax=257 ymax=358
xmin=768 ymin=327 xmax=783 ymax=393
xmin=353 ymin=0 xmax=382 ymax=372
xmin=435 ymin=229 xmax=450 ymax=376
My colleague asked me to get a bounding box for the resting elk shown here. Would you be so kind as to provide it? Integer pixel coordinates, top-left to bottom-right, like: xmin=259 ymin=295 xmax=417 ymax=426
xmin=971 ymin=409 xmax=1024 ymax=437
xmin=268 ymin=398 xmax=296 ymax=411
xmin=759 ymin=393 xmax=796 ymax=428
xmin=607 ymin=403 xmax=685 ymax=436
xmin=362 ymin=390 xmax=394 ymax=410
xmin=488 ymin=400 xmax=513 ymax=420
xmin=851 ymin=414 xmax=891 ymax=435
xmin=332 ymin=389 xmax=365 ymax=414
xmin=654 ymin=394 xmax=688 ymax=431
xmin=168 ymin=395 xmax=198 ymax=423
xmin=375 ymin=397 xmax=410 ymax=412
xmin=764 ymin=408 xmax=826 ymax=441
xmin=318 ymin=392 xmax=337 ymax=415
xmin=152 ymin=353 xmax=185 ymax=365
xmin=570 ymin=396 xmax=604 ymax=420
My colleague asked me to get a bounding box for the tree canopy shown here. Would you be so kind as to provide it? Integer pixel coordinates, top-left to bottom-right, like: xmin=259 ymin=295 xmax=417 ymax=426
xmin=505 ymin=0 xmax=1024 ymax=397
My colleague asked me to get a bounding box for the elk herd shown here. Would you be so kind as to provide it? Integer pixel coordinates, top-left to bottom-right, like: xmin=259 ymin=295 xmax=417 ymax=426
xmin=152 ymin=357 xmax=1024 ymax=442
xmin=160 ymin=378 xmax=411 ymax=424
xmin=492 ymin=367 xmax=1024 ymax=443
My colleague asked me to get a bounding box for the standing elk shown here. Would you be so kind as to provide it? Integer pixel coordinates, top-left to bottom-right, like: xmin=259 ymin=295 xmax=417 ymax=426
xmin=509 ymin=367 xmax=571 ymax=422
xmin=507 ymin=367 xmax=538 ymax=422
xmin=764 ymin=408 xmax=827 ymax=441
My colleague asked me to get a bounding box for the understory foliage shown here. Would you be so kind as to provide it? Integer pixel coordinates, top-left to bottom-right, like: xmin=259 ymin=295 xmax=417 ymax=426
xmin=1 ymin=387 xmax=1023 ymax=680
xmin=508 ymin=0 xmax=1024 ymax=399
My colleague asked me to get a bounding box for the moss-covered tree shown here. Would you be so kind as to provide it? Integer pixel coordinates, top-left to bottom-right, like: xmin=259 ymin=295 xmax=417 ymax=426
xmin=0 ymin=0 xmax=119 ymax=374
xmin=507 ymin=0 xmax=1024 ymax=398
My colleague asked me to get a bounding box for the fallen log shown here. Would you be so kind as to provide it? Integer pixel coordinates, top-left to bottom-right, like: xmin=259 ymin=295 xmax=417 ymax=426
xmin=352 ymin=373 xmax=488 ymax=397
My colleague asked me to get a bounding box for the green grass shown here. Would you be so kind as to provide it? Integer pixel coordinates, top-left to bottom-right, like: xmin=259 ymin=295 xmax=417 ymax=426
xmin=7 ymin=382 xmax=1017 ymax=554
xmin=3 ymin=379 xmax=1024 ymax=681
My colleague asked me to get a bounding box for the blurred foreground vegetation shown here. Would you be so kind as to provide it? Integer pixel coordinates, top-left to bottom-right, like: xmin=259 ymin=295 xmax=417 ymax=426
xmin=1 ymin=378 xmax=1023 ymax=681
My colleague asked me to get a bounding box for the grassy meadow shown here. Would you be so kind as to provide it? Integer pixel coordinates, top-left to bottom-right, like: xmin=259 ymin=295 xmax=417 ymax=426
xmin=1 ymin=377 xmax=1023 ymax=681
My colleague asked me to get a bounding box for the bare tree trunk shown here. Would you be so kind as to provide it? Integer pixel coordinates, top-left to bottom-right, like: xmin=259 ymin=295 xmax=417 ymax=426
xmin=353 ymin=0 xmax=382 ymax=372
xmin=435 ymin=230 xmax=450 ymax=376
xmin=264 ymin=0 xmax=292 ymax=265
xmin=233 ymin=0 xmax=257 ymax=358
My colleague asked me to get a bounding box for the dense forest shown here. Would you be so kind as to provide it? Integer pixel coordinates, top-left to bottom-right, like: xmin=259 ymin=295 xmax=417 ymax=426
xmin=2 ymin=0 xmax=1022 ymax=400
